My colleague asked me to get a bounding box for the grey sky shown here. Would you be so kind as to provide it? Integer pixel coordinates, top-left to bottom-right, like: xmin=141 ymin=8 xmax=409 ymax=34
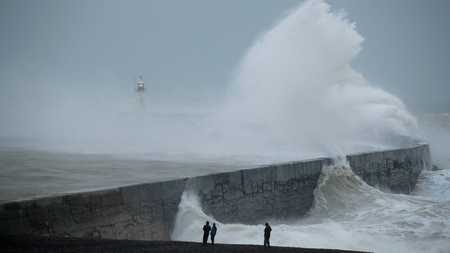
xmin=0 ymin=0 xmax=449 ymax=116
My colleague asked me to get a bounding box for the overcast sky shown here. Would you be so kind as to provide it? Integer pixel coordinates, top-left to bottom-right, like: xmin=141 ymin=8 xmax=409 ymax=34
xmin=1 ymin=0 xmax=449 ymax=114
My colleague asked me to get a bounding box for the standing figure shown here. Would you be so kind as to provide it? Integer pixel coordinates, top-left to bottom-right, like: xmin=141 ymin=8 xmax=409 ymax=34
xmin=264 ymin=222 xmax=272 ymax=248
xmin=202 ymin=221 xmax=211 ymax=245
xmin=210 ymin=223 xmax=217 ymax=245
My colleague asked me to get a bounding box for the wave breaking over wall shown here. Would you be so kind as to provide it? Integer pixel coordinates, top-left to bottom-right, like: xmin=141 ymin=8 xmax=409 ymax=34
xmin=213 ymin=0 xmax=418 ymax=158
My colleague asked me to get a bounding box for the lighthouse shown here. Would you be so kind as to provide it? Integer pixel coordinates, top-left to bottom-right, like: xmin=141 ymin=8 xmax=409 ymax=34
xmin=136 ymin=76 xmax=145 ymax=92
xmin=136 ymin=76 xmax=145 ymax=108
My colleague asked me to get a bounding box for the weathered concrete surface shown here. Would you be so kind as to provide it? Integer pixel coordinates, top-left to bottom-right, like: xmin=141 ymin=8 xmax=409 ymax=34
xmin=0 ymin=236 xmax=371 ymax=253
xmin=347 ymin=144 xmax=431 ymax=193
xmin=0 ymin=144 xmax=431 ymax=241
xmin=189 ymin=159 xmax=329 ymax=223
xmin=0 ymin=179 xmax=187 ymax=240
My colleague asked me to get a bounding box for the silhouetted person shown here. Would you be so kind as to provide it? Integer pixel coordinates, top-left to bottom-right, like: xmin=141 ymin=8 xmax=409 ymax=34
xmin=264 ymin=222 xmax=272 ymax=248
xmin=210 ymin=223 xmax=217 ymax=245
xmin=202 ymin=221 xmax=211 ymax=245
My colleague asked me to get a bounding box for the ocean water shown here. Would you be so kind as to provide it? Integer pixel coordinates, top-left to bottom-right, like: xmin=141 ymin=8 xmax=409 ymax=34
xmin=0 ymin=148 xmax=249 ymax=203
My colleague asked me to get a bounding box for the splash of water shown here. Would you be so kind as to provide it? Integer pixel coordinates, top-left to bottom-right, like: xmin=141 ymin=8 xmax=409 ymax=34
xmin=215 ymin=0 xmax=417 ymax=158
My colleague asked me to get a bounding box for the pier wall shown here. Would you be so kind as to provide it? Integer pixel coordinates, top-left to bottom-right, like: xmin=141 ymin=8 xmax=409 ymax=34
xmin=347 ymin=145 xmax=431 ymax=193
xmin=0 ymin=144 xmax=431 ymax=240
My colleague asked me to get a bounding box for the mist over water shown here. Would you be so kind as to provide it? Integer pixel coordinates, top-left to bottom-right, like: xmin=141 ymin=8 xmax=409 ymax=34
xmin=1 ymin=0 xmax=419 ymax=161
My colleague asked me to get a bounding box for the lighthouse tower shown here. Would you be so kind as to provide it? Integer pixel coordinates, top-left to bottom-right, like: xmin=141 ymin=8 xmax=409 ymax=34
xmin=136 ymin=76 xmax=145 ymax=92
xmin=136 ymin=76 xmax=145 ymax=108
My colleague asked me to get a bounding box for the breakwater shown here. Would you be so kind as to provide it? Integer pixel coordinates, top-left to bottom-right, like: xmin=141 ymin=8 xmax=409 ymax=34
xmin=0 ymin=144 xmax=431 ymax=241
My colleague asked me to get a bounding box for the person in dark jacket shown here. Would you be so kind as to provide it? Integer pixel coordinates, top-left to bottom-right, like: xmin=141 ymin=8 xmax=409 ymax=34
xmin=210 ymin=223 xmax=217 ymax=245
xmin=202 ymin=221 xmax=211 ymax=245
xmin=264 ymin=222 xmax=272 ymax=248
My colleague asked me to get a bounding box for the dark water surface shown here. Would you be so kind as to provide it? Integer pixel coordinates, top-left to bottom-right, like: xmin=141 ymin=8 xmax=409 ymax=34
xmin=0 ymin=148 xmax=249 ymax=203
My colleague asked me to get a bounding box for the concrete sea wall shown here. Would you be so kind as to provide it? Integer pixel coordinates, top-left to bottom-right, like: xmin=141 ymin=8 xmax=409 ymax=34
xmin=189 ymin=158 xmax=330 ymax=224
xmin=347 ymin=144 xmax=430 ymax=193
xmin=0 ymin=144 xmax=431 ymax=241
